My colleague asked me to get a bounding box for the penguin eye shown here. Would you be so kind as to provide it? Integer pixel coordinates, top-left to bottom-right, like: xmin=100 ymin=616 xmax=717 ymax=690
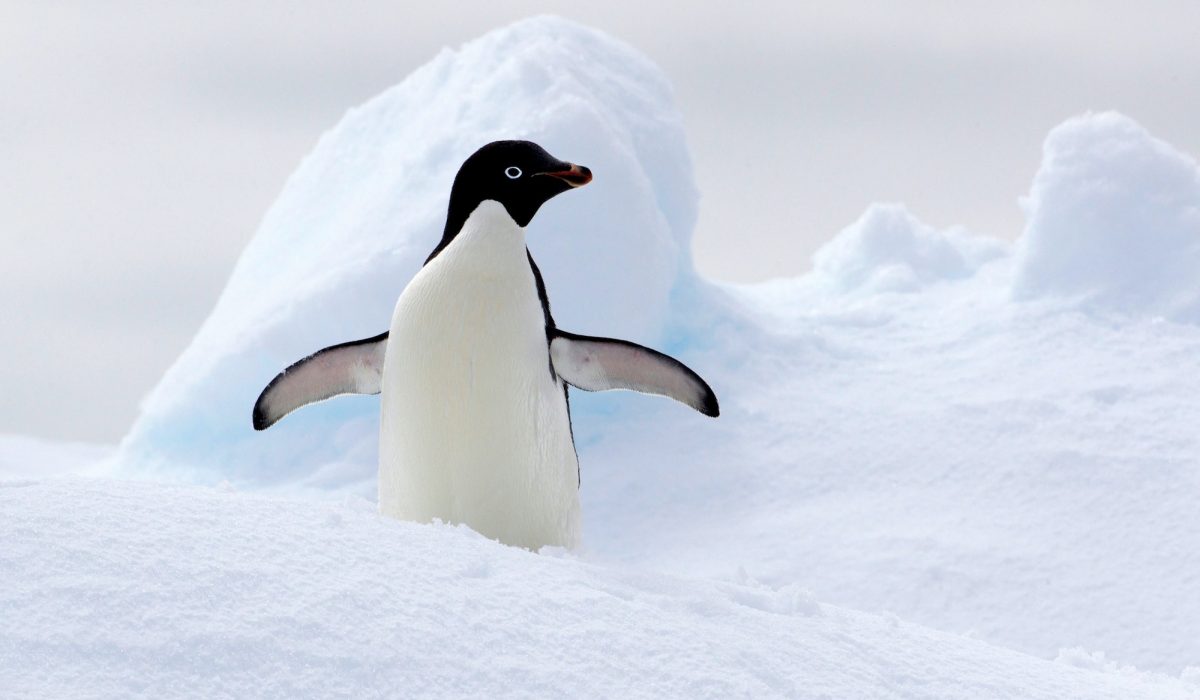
xmin=504 ymin=166 xmax=522 ymax=179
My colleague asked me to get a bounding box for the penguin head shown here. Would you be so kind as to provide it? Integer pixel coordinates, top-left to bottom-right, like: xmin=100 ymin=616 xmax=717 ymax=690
xmin=447 ymin=140 xmax=592 ymax=229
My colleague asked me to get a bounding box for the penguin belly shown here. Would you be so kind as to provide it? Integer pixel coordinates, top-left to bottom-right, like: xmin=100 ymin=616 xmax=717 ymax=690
xmin=378 ymin=202 xmax=581 ymax=549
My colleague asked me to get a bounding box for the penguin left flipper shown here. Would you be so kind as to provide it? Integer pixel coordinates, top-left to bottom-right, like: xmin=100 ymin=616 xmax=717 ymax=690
xmin=253 ymin=332 xmax=389 ymax=430
xmin=549 ymin=330 xmax=719 ymax=417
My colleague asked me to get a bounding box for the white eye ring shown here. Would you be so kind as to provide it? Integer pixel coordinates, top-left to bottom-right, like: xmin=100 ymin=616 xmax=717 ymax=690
xmin=504 ymin=166 xmax=522 ymax=179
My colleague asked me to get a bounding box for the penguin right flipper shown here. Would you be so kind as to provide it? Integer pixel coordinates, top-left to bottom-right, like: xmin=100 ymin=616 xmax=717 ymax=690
xmin=253 ymin=332 xmax=389 ymax=430
xmin=549 ymin=330 xmax=719 ymax=417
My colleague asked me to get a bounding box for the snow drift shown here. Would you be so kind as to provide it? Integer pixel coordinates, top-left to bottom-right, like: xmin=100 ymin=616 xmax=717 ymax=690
xmin=100 ymin=14 xmax=1200 ymax=684
xmin=117 ymin=16 xmax=696 ymax=490
xmin=1014 ymin=112 xmax=1200 ymax=318
xmin=811 ymin=203 xmax=1006 ymax=294
xmin=2 ymin=478 xmax=1194 ymax=699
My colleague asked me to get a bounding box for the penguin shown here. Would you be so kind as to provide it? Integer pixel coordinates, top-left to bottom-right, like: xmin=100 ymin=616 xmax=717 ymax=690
xmin=253 ymin=140 xmax=718 ymax=549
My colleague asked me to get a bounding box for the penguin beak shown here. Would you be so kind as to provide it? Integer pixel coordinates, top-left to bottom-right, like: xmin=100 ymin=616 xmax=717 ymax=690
xmin=540 ymin=163 xmax=592 ymax=188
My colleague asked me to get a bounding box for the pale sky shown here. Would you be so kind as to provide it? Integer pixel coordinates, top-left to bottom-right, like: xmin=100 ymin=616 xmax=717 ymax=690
xmin=4 ymin=1 xmax=1199 ymax=442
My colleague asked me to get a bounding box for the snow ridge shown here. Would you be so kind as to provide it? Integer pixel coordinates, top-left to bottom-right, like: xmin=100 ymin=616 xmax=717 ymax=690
xmin=811 ymin=203 xmax=1007 ymax=294
xmin=2 ymin=478 xmax=1193 ymax=699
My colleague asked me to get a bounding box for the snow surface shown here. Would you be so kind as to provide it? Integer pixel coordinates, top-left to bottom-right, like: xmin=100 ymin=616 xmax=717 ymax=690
xmin=1014 ymin=112 xmax=1200 ymax=318
xmin=2 ymin=477 xmax=1196 ymax=699
xmin=27 ymin=13 xmax=1200 ymax=691
xmin=811 ymin=203 xmax=1006 ymax=294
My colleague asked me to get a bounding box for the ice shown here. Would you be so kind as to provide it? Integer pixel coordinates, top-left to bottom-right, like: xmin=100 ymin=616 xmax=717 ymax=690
xmin=1014 ymin=112 xmax=1200 ymax=319
xmin=116 ymin=16 xmax=695 ymax=490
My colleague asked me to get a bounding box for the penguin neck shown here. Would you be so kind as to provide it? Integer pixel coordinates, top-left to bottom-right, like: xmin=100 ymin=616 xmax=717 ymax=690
xmin=427 ymin=199 xmax=525 ymax=266
xmin=428 ymin=200 xmax=527 ymax=273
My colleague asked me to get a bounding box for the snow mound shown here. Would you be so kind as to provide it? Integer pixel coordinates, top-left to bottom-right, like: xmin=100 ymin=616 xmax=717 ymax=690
xmin=813 ymin=203 xmax=1006 ymax=293
xmin=585 ymin=277 xmax=1200 ymax=673
xmin=117 ymin=16 xmax=696 ymax=490
xmin=1 ymin=477 xmax=1192 ymax=699
xmin=1013 ymin=112 xmax=1200 ymax=318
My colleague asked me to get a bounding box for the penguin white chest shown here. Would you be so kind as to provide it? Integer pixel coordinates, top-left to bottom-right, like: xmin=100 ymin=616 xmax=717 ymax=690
xmin=378 ymin=201 xmax=580 ymax=549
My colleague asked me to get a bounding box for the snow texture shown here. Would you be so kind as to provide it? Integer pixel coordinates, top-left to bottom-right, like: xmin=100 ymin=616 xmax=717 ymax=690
xmin=811 ymin=203 xmax=1006 ymax=294
xmin=1014 ymin=112 xmax=1200 ymax=318
xmin=1 ymin=477 xmax=1195 ymax=699
xmin=66 ymin=14 xmax=1200 ymax=689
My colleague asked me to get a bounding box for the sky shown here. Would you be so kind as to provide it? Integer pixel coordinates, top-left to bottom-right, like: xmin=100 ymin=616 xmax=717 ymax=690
xmin=4 ymin=1 xmax=1200 ymax=443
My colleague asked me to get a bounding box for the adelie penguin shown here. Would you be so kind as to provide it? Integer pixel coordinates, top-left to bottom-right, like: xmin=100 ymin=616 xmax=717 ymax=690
xmin=252 ymin=140 xmax=718 ymax=549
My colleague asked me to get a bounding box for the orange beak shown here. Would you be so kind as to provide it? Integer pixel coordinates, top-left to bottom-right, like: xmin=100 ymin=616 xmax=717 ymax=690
xmin=541 ymin=163 xmax=593 ymax=187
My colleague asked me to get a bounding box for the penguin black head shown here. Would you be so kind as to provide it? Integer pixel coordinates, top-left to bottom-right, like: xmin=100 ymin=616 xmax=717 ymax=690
xmin=431 ymin=141 xmax=591 ymax=261
xmin=450 ymin=140 xmax=591 ymax=227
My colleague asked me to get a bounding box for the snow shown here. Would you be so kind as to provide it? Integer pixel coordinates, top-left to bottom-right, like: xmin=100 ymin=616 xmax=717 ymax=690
xmin=2 ymin=477 xmax=1195 ymax=699
xmin=811 ymin=203 xmax=1007 ymax=294
xmin=10 ymin=14 xmax=1200 ymax=696
xmin=1014 ymin=112 xmax=1200 ymax=319
xmin=582 ymin=267 xmax=1200 ymax=674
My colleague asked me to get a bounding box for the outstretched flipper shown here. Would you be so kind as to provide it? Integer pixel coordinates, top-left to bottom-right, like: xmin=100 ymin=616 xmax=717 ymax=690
xmin=253 ymin=332 xmax=389 ymax=430
xmin=549 ymin=330 xmax=719 ymax=417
